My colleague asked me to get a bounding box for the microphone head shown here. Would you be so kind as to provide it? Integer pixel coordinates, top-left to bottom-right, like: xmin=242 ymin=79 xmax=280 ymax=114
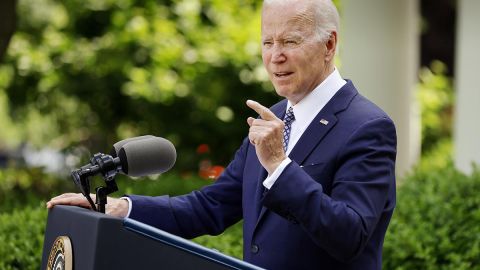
xmin=118 ymin=136 xmax=176 ymax=177
xmin=111 ymin=135 xmax=155 ymax=157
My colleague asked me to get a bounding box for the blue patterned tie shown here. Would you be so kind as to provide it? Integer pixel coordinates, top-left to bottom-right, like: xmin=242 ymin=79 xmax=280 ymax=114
xmin=283 ymin=106 xmax=295 ymax=152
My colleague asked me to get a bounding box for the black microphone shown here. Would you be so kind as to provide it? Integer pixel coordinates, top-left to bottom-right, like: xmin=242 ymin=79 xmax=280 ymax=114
xmin=71 ymin=136 xmax=176 ymax=211
xmin=72 ymin=136 xmax=176 ymax=180
xmin=117 ymin=136 xmax=176 ymax=177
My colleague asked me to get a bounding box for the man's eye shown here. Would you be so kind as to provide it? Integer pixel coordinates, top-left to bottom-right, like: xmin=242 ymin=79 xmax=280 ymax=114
xmin=263 ymin=41 xmax=273 ymax=47
xmin=285 ymin=40 xmax=297 ymax=45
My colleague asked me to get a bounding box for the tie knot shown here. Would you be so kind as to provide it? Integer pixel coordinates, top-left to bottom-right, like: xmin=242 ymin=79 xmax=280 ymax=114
xmin=284 ymin=107 xmax=295 ymax=124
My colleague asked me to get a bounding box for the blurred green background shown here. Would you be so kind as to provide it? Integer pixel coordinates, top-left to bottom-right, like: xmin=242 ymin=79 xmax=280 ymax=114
xmin=1 ymin=0 xmax=479 ymax=269
xmin=0 ymin=0 xmax=279 ymax=171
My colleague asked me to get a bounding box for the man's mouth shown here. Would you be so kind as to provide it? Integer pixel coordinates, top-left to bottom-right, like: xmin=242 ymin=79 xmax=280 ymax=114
xmin=274 ymin=72 xmax=293 ymax=78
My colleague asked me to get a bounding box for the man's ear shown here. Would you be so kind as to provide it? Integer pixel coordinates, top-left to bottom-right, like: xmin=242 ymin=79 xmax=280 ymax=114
xmin=324 ymin=31 xmax=337 ymax=62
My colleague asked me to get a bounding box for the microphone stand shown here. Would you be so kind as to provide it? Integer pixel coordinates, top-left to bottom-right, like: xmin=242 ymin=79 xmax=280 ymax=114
xmin=71 ymin=153 xmax=120 ymax=213
xmin=94 ymin=173 xmax=118 ymax=213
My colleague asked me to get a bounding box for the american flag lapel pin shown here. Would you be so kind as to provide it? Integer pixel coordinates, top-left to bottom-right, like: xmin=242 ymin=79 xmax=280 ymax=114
xmin=319 ymin=119 xmax=329 ymax=125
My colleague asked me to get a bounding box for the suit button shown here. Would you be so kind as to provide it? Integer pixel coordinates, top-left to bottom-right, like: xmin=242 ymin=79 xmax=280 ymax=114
xmin=251 ymin=244 xmax=259 ymax=254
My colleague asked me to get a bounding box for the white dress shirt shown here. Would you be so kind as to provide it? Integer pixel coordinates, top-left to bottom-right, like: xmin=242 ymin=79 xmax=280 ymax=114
xmin=263 ymin=68 xmax=346 ymax=189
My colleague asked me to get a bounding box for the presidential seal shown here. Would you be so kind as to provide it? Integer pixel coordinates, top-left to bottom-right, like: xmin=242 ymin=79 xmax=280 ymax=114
xmin=47 ymin=236 xmax=73 ymax=270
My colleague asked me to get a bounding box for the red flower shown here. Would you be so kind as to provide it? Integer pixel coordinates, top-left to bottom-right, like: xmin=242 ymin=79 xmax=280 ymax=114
xmin=196 ymin=144 xmax=210 ymax=154
xmin=199 ymin=165 xmax=225 ymax=180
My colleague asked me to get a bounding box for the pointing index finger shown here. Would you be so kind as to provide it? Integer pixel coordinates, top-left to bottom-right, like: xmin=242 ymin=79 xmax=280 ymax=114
xmin=246 ymin=100 xmax=277 ymax=121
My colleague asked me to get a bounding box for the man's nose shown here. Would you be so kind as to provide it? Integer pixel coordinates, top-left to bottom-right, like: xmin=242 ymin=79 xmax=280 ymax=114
xmin=271 ymin=44 xmax=286 ymax=64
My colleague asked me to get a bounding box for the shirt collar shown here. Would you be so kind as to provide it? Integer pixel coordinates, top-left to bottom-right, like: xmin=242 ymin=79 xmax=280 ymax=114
xmin=286 ymin=68 xmax=346 ymax=128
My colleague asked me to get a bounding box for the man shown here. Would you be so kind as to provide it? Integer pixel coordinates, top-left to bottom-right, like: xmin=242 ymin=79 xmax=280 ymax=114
xmin=48 ymin=0 xmax=397 ymax=269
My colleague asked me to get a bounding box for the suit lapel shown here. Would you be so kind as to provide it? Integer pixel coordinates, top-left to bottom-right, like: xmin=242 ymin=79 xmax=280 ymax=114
xmin=252 ymin=81 xmax=358 ymax=233
xmin=288 ymin=113 xmax=337 ymax=164
xmin=254 ymin=167 xmax=268 ymax=220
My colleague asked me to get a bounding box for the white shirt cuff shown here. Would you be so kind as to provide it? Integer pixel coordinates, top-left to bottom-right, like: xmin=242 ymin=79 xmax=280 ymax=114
xmin=262 ymin=158 xmax=292 ymax=189
xmin=120 ymin=196 xmax=133 ymax=218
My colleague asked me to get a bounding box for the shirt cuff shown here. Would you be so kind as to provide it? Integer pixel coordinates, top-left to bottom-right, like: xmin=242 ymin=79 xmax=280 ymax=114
xmin=120 ymin=196 xmax=133 ymax=218
xmin=262 ymin=158 xmax=292 ymax=189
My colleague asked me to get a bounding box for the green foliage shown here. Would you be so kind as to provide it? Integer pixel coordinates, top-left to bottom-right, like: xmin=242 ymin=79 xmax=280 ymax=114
xmin=0 ymin=0 xmax=279 ymax=170
xmin=115 ymin=173 xmax=211 ymax=196
xmin=417 ymin=60 xmax=454 ymax=154
xmin=0 ymin=166 xmax=215 ymax=212
xmin=417 ymin=138 xmax=453 ymax=173
xmin=0 ymin=206 xmax=47 ymax=270
xmin=0 ymin=167 xmax=71 ymax=213
xmin=383 ymin=163 xmax=480 ymax=270
xmin=193 ymin=221 xmax=243 ymax=258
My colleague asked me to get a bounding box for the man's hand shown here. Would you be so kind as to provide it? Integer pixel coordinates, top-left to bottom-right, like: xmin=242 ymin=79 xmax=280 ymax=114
xmin=46 ymin=193 xmax=129 ymax=218
xmin=246 ymin=100 xmax=287 ymax=174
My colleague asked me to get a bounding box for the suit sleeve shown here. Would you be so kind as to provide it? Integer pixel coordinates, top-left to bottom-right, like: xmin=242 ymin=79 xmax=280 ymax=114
xmin=127 ymin=138 xmax=249 ymax=239
xmin=262 ymin=117 xmax=397 ymax=262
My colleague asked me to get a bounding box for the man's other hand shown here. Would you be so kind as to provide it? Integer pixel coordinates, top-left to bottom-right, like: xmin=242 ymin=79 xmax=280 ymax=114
xmin=46 ymin=193 xmax=129 ymax=218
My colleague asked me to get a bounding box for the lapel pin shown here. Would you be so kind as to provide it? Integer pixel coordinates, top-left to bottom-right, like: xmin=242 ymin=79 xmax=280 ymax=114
xmin=319 ymin=119 xmax=329 ymax=125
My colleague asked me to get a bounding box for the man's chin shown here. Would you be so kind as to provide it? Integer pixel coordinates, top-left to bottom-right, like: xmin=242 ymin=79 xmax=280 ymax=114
xmin=274 ymin=87 xmax=296 ymax=100
xmin=273 ymin=87 xmax=290 ymax=97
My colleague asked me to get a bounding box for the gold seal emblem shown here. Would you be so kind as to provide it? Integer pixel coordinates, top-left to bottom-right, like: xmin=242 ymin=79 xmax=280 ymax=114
xmin=47 ymin=236 xmax=73 ymax=270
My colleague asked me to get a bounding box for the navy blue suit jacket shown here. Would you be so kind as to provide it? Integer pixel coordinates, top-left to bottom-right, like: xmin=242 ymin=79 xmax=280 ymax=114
xmin=128 ymin=81 xmax=397 ymax=270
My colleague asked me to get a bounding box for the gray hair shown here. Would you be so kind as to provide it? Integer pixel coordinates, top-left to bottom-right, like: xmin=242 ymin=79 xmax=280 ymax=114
xmin=263 ymin=0 xmax=340 ymax=43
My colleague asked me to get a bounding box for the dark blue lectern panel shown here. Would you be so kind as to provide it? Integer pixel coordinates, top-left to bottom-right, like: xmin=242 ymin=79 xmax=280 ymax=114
xmin=42 ymin=205 xmax=263 ymax=270
xmin=124 ymin=218 xmax=263 ymax=270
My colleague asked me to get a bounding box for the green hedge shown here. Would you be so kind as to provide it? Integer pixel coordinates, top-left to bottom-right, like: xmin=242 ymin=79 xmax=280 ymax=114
xmin=0 ymin=206 xmax=47 ymax=270
xmin=383 ymin=164 xmax=480 ymax=269
xmin=193 ymin=222 xmax=243 ymax=259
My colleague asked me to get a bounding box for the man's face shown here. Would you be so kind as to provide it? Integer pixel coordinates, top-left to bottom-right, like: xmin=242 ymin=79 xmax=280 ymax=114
xmin=261 ymin=2 xmax=331 ymax=104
